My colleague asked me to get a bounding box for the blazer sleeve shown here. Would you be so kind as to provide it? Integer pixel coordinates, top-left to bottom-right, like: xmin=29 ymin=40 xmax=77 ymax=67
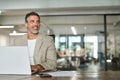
xmin=35 ymin=36 xmax=57 ymax=71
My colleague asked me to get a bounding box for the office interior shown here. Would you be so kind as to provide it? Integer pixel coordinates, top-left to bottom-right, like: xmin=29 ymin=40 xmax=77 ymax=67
xmin=0 ymin=0 xmax=120 ymax=72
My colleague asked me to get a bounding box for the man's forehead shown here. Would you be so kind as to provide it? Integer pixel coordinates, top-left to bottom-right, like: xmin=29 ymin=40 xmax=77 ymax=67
xmin=28 ymin=15 xmax=39 ymax=19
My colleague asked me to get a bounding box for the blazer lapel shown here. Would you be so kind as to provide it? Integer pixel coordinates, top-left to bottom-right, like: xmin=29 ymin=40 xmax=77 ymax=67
xmin=33 ymin=34 xmax=44 ymax=63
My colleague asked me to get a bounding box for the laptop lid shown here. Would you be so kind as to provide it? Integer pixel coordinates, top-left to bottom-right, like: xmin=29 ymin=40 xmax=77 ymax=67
xmin=0 ymin=46 xmax=31 ymax=75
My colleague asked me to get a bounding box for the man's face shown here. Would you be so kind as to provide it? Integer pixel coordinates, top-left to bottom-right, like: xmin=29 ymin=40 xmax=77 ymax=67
xmin=25 ymin=15 xmax=40 ymax=34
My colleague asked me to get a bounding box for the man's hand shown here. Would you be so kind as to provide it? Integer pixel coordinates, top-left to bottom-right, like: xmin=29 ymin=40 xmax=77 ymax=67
xmin=31 ymin=65 xmax=44 ymax=72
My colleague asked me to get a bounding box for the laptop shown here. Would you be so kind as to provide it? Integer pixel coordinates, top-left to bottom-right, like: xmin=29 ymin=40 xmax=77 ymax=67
xmin=0 ymin=46 xmax=31 ymax=75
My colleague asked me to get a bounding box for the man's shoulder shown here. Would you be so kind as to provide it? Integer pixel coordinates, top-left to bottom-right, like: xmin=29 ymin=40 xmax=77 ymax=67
xmin=39 ymin=34 xmax=53 ymax=41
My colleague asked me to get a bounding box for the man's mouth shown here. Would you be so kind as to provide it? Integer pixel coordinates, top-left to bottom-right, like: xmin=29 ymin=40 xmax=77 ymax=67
xmin=33 ymin=26 xmax=38 ymax=30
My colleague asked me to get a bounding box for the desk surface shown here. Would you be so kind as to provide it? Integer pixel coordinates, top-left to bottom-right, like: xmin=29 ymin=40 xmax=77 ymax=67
xmin=0 ymin=71 xmax=120 ymax=80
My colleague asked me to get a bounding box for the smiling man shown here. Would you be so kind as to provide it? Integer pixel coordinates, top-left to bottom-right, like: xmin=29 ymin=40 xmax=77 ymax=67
xmin=25 ymin=12 xmax=57 ymax=72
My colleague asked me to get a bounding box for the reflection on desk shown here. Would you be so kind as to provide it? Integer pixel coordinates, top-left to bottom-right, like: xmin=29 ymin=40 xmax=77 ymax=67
xmin=0 ymin=75 xmax=31 ymax=80
xmin=0 ymin=71 xmax=120 ymax=80
xmin=0 ymin=74 xmax=72 ymax=80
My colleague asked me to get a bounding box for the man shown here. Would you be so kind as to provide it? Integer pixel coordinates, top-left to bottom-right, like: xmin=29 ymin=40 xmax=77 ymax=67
xmin=25 ymin=12 xmax=57 ymax=72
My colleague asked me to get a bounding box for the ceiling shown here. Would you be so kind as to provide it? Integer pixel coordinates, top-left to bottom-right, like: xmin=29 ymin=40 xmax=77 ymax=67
xmin=0 ymin=0 xmax=120 ymax=35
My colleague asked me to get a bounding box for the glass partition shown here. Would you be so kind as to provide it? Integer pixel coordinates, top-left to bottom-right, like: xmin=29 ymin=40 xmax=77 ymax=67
xmin=0 ymin=26 xmax=27 ymax=46
xmin=1 ymin=14 xmax=119 ymax=71
xmin=106 ymin=15 xmax=120 ymax=70
xmin=40 ymin=15 xmax=105 ymax=71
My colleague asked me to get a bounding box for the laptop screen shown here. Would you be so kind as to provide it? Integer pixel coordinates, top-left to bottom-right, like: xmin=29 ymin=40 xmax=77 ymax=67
xmin=0 ymin=46 xmax=31 ymax=75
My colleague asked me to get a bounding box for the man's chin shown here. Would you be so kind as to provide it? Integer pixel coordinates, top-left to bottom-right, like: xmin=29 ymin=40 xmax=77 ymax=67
xmin=32 ymin=31 xmax=39 ymax=34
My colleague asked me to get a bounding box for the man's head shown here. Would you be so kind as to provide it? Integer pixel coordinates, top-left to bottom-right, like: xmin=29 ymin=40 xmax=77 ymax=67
xmin=25 ymin=12 xmax=40 ymax=34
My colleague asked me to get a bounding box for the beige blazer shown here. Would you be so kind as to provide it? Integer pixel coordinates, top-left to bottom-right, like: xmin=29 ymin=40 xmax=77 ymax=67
xmin=33 ymin=34 xmax=57 ymax=70
xmin=12 ymin=34 xmax=57 ymax=71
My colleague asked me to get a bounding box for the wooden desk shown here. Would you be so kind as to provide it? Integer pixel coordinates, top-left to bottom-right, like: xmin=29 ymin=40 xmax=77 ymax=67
xmin=0 ymin=71 xmax=120 ymax=80
xmin=0 ymin=74 xmax=71 ymax=80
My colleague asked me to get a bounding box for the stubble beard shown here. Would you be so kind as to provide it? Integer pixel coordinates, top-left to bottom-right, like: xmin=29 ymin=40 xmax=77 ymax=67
xmin=28 ymin=29 xmax=39 ymax=35
xmin=32 ymin=30 xmax=39 ymax=34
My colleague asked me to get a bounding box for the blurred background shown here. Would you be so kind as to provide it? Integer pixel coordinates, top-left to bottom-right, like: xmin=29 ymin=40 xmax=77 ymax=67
xmin=0 ymin=0 xmax=120 ymax=71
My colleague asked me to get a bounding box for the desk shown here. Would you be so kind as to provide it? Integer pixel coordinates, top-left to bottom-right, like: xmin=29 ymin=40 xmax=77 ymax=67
xmin=0 ymin=71 xmax=120 ymax=80
xmin=0 ymin=74 xmax=71 ymax=80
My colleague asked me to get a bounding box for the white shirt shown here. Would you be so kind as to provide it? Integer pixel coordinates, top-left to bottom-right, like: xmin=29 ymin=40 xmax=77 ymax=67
xmin=28 ymin=39 xmax=36 ymax=65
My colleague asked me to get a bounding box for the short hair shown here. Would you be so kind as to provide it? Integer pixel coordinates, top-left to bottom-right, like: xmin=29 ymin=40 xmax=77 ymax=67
xmin=25 ymin=12 xmax=40 ymax=22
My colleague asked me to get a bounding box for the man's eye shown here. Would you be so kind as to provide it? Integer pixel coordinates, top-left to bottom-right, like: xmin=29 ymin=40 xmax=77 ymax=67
xmin=30 ymin=20 xmax=34 ymax=23
xmin=29 ymin=20 xmax=39 ymax=23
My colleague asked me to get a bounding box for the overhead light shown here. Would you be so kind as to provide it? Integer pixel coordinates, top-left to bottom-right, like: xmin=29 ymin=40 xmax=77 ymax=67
xmin=9 ymin=30 xmax=26 ymax=36
xmin=106 ymin=59 xmax=111 ymax=63
xmin=84 ymin=27 xmax=87 ymax=30
xmin=0 ymin=10 xmax=1 ymax=14
xmin=0 ymin=26 xmax=14 ymax=28
xmin=71 ymin=26 xmax=77 ymax=35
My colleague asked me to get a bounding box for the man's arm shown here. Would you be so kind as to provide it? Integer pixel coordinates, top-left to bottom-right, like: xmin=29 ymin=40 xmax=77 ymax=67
xmin=31 ymin=64 xmax=44 ymax=72
xmin=32 ymin=36 xmax=57 ymax=72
